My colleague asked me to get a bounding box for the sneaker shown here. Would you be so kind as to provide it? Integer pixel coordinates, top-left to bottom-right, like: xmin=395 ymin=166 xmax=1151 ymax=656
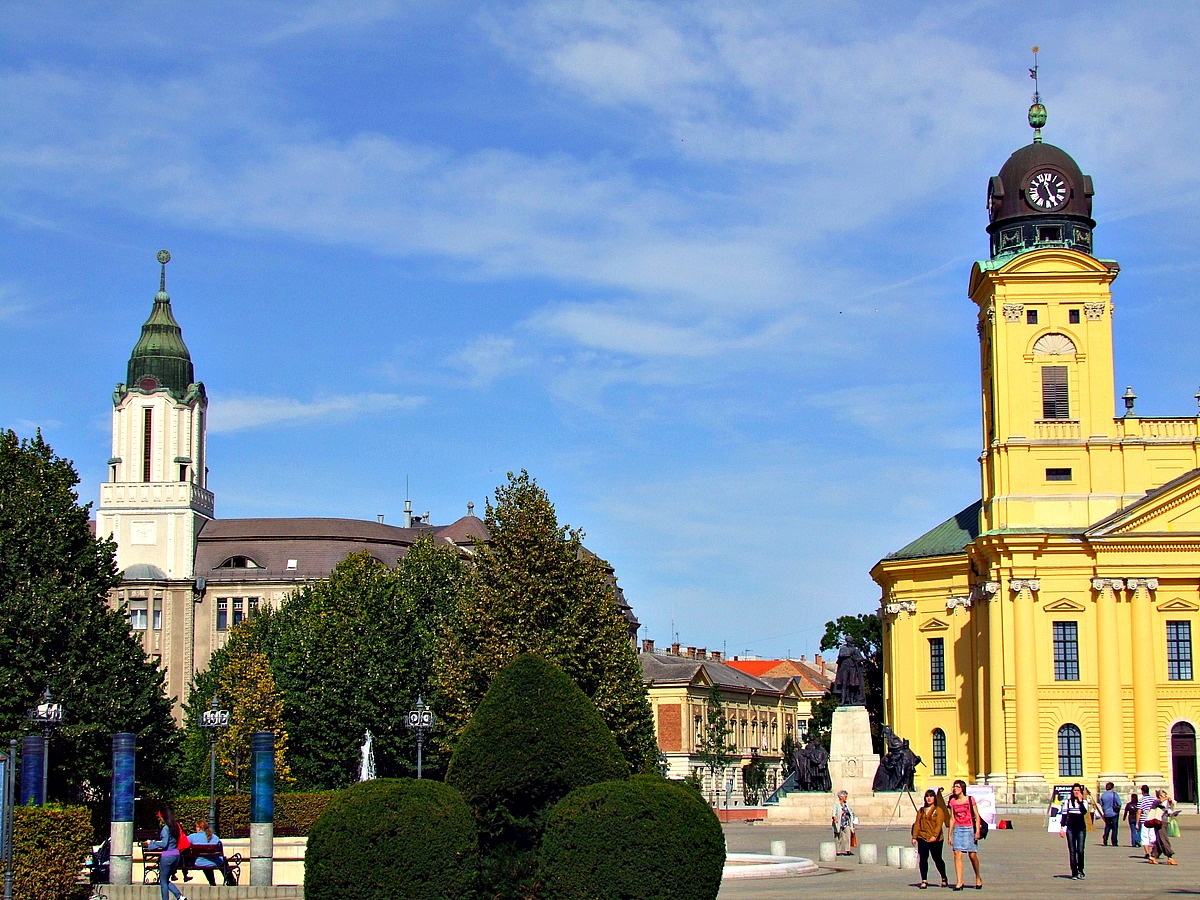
xmin=1079 ymin=873 xmax=1085 ymax=879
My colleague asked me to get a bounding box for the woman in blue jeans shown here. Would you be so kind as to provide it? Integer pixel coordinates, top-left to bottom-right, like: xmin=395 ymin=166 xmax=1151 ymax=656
xmin=144 ymin=802 xmax=186 ymax=900
xmin=1058 ymin=783 xmax=1090 ymax=879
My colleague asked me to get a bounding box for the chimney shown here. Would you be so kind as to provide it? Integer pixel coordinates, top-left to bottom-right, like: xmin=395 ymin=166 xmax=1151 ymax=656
xmin=377 ymin=514 xmax=385 ymax=524
xmin=404 ymin=499 xmax=413 ymax=528
xmin=641 ymin=639 xmax=655 ymax=653
xmin=815 ymin=653 xmax=823 ymax=668
xmin=696 ymin=647 xmax=706 ymax=660
xmin=710 ymin=650 xmax=722 ymax=661
xmin=670 ymin=642 xmax=680 ymax=655
xmin=685 ymin=646 xmax=695 ymax=659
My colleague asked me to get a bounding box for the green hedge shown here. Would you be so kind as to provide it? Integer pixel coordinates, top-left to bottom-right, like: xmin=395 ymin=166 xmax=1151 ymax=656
xmin=13 ymin=804 xmax=93 ymax=900
xmin=539 ymin=775 xmax=726 ymax=899
xmin=446 ymin=653 xmax=627 ymax=848
xmin=305 ymin=779 xmax=477 ymax=900
xmin=137 ymin=791 xmax=336 ymax=836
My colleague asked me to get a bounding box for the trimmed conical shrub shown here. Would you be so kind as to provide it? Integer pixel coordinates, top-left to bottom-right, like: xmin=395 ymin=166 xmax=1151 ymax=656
xmin=539 ymin=775 xmax=726 ymax=899
xmin=304 ymin=778 xmax=476 ymax=900
xmin=446 ymin=653 xmax=628 ymax=893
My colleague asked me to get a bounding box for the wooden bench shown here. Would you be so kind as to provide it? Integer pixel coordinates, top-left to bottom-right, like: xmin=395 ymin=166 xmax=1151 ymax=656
xmin=142 ymin=842 xmax=241 ymax=886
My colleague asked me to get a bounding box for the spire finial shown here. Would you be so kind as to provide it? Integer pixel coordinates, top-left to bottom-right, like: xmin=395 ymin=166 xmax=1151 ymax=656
xmin=157 ymin=249 xmax=171 ymax=293
xmin=1028 ymin=46 xmax=1047 ymax=143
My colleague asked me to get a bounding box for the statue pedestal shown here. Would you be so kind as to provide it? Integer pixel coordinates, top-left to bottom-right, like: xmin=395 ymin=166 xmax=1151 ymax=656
xmin=828 ymin=706 xmax=879 ymax=800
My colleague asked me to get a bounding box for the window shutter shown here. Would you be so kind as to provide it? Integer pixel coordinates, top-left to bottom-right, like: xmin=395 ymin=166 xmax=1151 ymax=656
xmin=1041 ymin=366 xmax=1069 ymax=419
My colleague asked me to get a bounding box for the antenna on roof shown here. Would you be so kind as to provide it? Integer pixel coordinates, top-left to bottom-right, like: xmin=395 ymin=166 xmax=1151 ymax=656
xmin=1028 ymin=45 xmax=1047 ymax=143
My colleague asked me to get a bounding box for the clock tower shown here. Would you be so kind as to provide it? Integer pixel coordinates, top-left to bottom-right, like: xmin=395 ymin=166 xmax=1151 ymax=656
xmin=971 ymin=101 xmax=1125 ymax=534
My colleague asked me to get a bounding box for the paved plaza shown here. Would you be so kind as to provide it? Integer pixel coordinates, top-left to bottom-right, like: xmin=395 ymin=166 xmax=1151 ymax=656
xmin=719 ymin=815 xmax=1197 ymax=898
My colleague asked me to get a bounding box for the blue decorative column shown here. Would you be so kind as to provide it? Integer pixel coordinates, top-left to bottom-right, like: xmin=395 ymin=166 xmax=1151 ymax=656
xmin=110 ymin=734 xmax=136 ymax=884
xmin=249 ymin=731 xmax=274 ymax=886
xmin=18 ymin=737 xmax=43 ymax=807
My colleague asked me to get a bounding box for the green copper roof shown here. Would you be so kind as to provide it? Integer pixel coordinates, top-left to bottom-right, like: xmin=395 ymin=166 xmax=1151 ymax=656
xmin=125 ymin=252 xmax=194 ymax=399
xmin=886 ymin=500 xmax=982 ymax=561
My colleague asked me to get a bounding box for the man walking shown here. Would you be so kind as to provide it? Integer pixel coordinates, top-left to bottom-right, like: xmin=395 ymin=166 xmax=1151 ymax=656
xmin=1098 ymin=782 xmax=1121 ymax=847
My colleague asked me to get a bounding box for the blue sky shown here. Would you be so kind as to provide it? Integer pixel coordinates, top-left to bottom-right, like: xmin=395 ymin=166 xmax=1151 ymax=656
xmin=3 ymin=3 xmax=1198 ymax=660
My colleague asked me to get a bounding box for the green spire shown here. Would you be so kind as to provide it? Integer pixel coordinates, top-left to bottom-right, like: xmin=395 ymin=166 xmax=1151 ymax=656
xmin=126 ymin=250 xmax=195 ymax=398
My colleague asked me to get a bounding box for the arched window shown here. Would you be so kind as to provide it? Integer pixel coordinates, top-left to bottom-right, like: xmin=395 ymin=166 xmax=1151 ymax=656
xmin=216 ymin=555 xmax=260 ymax=569
xmin=1058 ymin=724 xmax=1083 ymax=777
xmin=932 ymin=729 xmax=947 ymax=777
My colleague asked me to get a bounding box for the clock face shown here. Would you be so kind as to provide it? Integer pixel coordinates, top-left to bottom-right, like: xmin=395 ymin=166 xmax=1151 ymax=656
xmin=1026 ymin=170 xmax=1069 ymax=211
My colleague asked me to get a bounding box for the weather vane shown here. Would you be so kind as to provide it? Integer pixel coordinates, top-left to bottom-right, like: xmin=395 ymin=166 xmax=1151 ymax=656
xmin=1028 ymin=46 xmax=1046 ymax=143
xmin=157 ymin=249 xmax=171 ymax=292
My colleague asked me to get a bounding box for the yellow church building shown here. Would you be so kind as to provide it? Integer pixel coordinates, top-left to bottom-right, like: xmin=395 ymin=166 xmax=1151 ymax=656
xmin=871 ymin=100 xmax=1200 ymax=806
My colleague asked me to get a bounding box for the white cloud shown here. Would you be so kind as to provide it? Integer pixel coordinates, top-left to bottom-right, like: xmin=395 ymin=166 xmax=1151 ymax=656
xmin=448 ymin=335 xmax=529 ymax=387
xmin=208 ymin=392 xmax=425 ymax=433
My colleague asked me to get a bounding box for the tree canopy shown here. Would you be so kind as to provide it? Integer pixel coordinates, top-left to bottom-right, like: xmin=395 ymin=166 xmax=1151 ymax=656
xmin=0 ymin=430 xmax=179 ymax=800
xmin=433 ymin=471 xmax=658 ymax=773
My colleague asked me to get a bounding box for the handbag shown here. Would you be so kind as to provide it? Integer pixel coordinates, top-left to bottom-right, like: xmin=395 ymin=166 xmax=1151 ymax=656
xmin=1166 ymin=816 xmax=1180 ymax=838
xmin=850 ymin=829 xmax=858 ymax=848
xmin=1142 ymin=813 xmax=1163 ymax=828
xmin=177 ymin=825 xmax=192 ymax=852
xmin=970 ymin=797 xmax=989 ymax=840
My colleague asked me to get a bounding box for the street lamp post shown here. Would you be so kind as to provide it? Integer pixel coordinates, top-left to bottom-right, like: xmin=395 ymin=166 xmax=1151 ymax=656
xmin=199 ymin=697 xmax=230 ymax=829
xmin=28 ymin=688 xmax=64 ymax=805
xmin=404 ymin=696 xmax=436 ymax=779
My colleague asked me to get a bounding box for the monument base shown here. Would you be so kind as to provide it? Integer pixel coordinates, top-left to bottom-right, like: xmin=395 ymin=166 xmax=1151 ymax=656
xmin=827 ymin=705 xmax=880 ymax=808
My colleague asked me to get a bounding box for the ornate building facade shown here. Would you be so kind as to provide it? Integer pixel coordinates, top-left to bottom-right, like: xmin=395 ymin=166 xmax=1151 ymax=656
xmin=96 ymin=253 xmax=639 ymax=719
xmin=871 ymin=104 xmax=1200 ymax=805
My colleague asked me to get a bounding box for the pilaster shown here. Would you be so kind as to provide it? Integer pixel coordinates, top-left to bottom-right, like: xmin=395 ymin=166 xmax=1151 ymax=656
xmin=1128 ymin=578 xmax=1164 ymax=784
xmin=1092 ymin=577 xmax=1126 ymax=784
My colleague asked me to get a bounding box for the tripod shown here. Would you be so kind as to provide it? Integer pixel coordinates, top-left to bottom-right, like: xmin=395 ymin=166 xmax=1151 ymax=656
xmin=885 ymin=788 xmax=920 ymax=830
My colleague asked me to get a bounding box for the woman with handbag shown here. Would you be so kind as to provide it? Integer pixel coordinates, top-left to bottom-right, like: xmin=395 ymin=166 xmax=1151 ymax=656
xmin=143 ymin=802 xmax=187 ymax=900
xmin=831 ymin=790 xmax=855 ymax=856
xmin=946 ymin=780 xmax=982 ymax=890
xmin=1151 ymin=789 xmax=1179 ymax=864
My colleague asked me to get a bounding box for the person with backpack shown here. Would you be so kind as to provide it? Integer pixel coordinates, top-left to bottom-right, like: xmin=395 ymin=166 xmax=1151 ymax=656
xmin=143 ymin=802 xmax=187 ymax=900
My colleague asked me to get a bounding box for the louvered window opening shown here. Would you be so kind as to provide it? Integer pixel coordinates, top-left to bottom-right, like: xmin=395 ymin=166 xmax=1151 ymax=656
xmin=1041 ymin=365 xmax=1070 ymax=419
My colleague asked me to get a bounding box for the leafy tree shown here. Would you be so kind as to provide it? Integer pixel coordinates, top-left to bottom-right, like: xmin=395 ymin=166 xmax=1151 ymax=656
xmin=183 ymin=539 xmax=466 ymax=790
xmin=697 ymin=685 xmax=734 ymax=804
xmin=0 ymin=430 xmax=179 ymax=801
xmin=214 ymin=643 xmax=293 ymax=791
xmin=780 ymin=732 xmax=797 ymax=779
xmin=433 ymin=471 xmax=658 ymax=772
xmin=741 ymin=757 xmax=767 ymax=804
xmin=815 ymin=612 xmax=885 ymax=751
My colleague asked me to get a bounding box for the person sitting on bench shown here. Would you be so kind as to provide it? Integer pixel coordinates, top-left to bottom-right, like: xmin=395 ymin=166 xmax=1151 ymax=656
xmin=184 ymin=817 xmax=236 ymax=886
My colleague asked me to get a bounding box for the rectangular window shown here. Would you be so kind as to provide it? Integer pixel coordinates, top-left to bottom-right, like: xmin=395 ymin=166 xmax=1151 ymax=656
xmin=1046 ymin=468 xmax=1072 ymax=482
xmin=1053 ymin=621 xmax=1080 ymax=681
xmin=932 ymin=730 xmax=947 ymax=777
xmin=1168 ymin=621 xmax=1193 ymax=681
xmin=152 ymin=598 xmax=162 ymax=631
xmin=1069 ymin=309 xmax=1081 ymax=324
xmin=1037 ymin=225 xmax=1063 ymax=243
xmin=1026 ymin=309 xmax=1039 ymax=325
xmin=232 ymin=598 xmax=245 ymax=627
xmin=128 ymin=598 xmax=148 ymax=631
xmin=142 ymin=408 xmax=153 ymax=482
xmin=179 ymin=464 xmax=188 ymax=482
xmin=1041 ymin=366 xmax=1070 ymax=419
xmin=216 ymin=599 xmax=228 ymax=631
xmin=929 ymin=638 xmax=945 ymax=692
xmin=248 ymin=597 xmax=259 ymax=619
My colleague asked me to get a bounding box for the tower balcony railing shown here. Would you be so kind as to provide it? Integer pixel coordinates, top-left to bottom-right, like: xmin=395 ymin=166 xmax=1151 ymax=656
xmin=1115 ymin=417 xmax=1199 ymax=441
xmin=100 ymin=482 xmax=215 ymax=516
xmin=1034 ymin=419 xmax=1081 ymax=440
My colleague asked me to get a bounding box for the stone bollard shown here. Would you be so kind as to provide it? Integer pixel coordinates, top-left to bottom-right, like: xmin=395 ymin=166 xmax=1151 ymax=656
xmin=819 ymin=841 xmax=837 ymax=862
xmin=900 ymin=846 xmax=918 ymax=869
xmin=886 ymin=844 xmax=902 ymax=867
xmin=859 ymin=843 xmax=878 ymax=864
xmin=770 ymin=840 xmax=787 ymax=857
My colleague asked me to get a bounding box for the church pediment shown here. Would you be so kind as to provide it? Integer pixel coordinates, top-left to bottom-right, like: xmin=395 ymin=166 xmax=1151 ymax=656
xmin=1158 ymin=598 xmax=1200 ymax=613
xmin=1043 ymin=598 xmax=1085 ymax=613
xmin=919 ymin=617 xmax=950 ymax=632
xmin=1086 ymin=468 xmax=1200 ymax=538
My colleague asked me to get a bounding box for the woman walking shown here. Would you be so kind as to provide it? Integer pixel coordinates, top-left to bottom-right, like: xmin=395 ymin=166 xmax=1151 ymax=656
xmin=831 ymin=790 xmax=855 ymax=856
xmin=1150 ymin=789 xmax=1179 ymax=865
xmin=911 ymin=788 xmax=950 ymax=889
xmin=1123 ymin=792 xmax=1140 ymax=848
xmin=1059 ymin=783 xmax=1090 ymax=879
xmin=946 ymin=779 xmax=982 ymax=890
xmin=143 ymin=802 xmax=186 ymax=900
